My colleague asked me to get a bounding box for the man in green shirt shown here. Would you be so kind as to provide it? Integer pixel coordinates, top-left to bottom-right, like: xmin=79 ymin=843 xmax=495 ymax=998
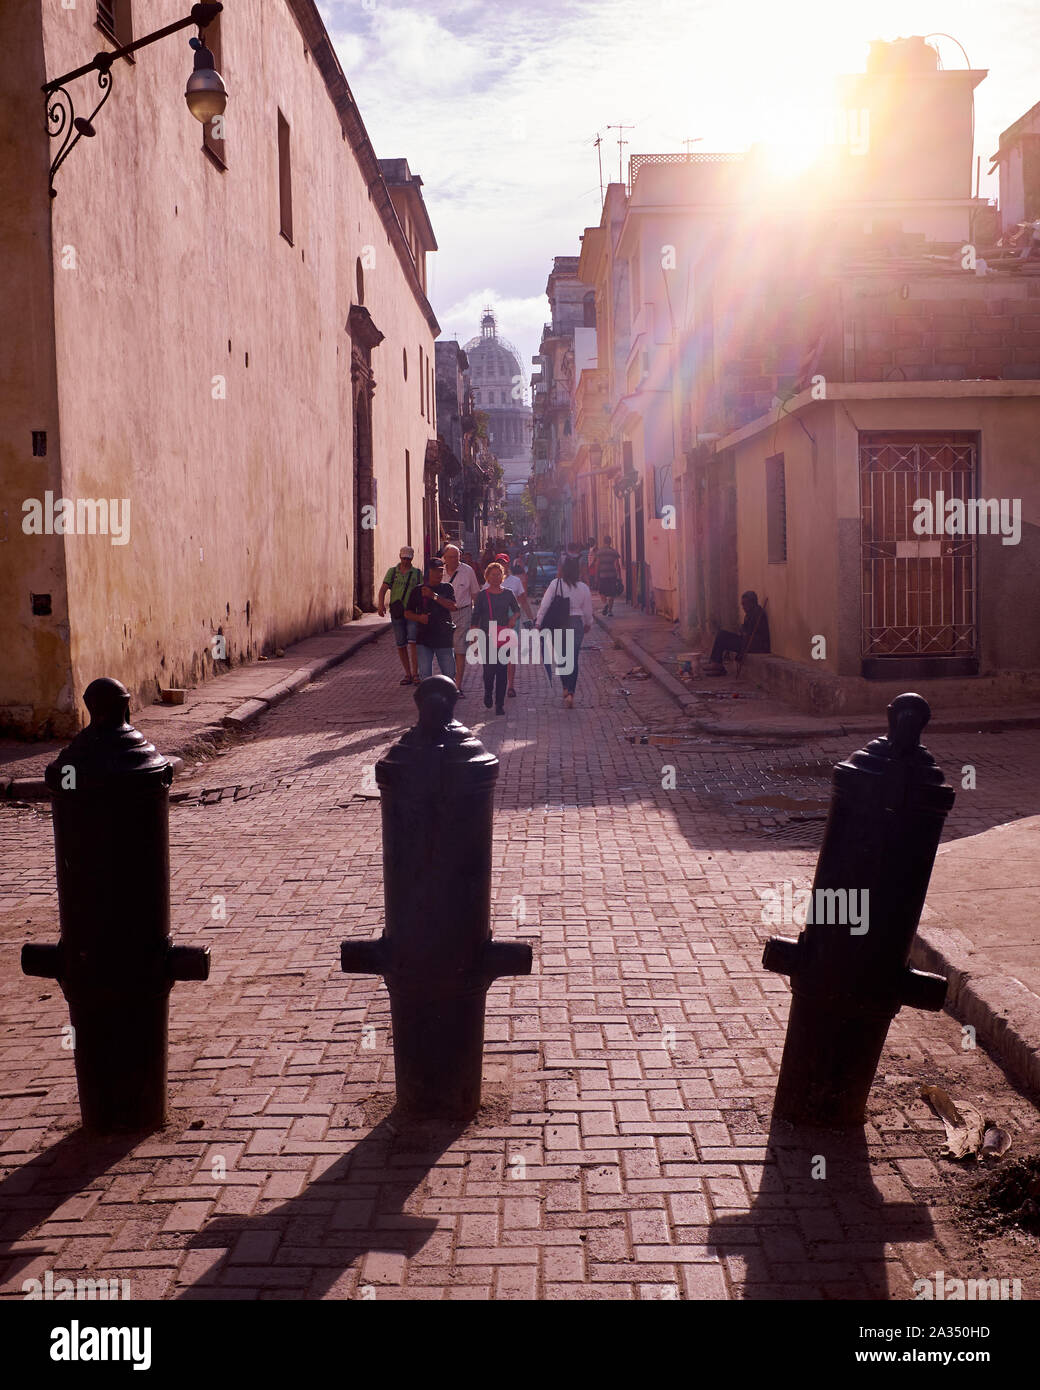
xmin=377 ymin=547 xmax=423 ymax=685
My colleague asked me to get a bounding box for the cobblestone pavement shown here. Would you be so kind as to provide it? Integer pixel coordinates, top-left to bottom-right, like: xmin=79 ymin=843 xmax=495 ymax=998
xmin=1 ymin=634 xmax=1038 ymax=1300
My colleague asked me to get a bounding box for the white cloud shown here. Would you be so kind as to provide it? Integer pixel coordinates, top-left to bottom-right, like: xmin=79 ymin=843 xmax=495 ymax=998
xmin=326 ymin=0 xmax=1038 ymax=381
xmin=357 ymin=9 xmax=483 ymax=91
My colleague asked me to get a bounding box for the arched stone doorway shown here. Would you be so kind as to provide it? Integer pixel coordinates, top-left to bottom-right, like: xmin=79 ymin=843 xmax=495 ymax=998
xmin=347 ymin=304 xmax=384 ymax=612
xmin=352 ymin=389 xmax=374 ymax=610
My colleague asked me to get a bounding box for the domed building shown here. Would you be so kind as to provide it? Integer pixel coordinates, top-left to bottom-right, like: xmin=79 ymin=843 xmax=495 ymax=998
xmin=463 ymin=308 xmax=532 ymax=487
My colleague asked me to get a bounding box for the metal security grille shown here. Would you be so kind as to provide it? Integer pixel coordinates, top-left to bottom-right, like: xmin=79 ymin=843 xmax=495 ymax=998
xmin=860 ymin=432 xmax=977 ymax=660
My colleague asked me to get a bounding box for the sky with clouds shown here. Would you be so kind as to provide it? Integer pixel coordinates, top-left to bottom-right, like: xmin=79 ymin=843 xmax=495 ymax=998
xmin=317 ymin=0 xmax=1040 ymax=375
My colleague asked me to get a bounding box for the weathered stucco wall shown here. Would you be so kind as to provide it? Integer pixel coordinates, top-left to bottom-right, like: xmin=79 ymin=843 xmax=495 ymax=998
xmin=832 ymin=393 xmax=1040 ymax=673
xmin=4 ymin=0 xmax=436 ymax=732
xmin=0 ymin=1 xmax=74 ymax=734
xmin=734 ymin=403 xmax=841 ymax=671
xmin=734 ymin=391 xmax=1040 ymax=676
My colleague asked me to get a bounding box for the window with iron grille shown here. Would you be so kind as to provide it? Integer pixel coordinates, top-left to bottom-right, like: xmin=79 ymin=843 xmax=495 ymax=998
xmin=766 ymin=453 xmax=787 ymax=562
xmin=652 ymin=462 xmax=674 ymax=518
xmin=96 ymin=1 xmax=132 ymax=46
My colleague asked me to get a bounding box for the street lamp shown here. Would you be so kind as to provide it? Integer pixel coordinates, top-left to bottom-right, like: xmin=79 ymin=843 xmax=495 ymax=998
xmin=43 ymin=2 xmax=224 ymax=197
xmin=184 ymin=35 xmax=227 ymax=123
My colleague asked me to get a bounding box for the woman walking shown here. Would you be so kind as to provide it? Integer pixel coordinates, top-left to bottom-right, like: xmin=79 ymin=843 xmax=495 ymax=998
xmin=536 ymin=555 xmax=593 ymax=709
xmin=592 ymin=534 xmax=622 ymax=617
xmin=471 ymin=562 xmax=521 ymax=715
xmin=500 ymin=559 xmax=534 ymax=698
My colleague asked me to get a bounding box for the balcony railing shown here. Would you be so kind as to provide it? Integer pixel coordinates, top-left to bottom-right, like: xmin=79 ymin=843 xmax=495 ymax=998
xmin=628 ymin=150 xmax=744 ymax=194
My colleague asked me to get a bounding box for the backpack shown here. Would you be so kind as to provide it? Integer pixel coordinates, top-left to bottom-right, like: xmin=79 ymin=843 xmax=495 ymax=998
xmin=387 ymin=567 xmax=420 ymax=621
xmin=538 ymin=577 xmax=571 ymax=633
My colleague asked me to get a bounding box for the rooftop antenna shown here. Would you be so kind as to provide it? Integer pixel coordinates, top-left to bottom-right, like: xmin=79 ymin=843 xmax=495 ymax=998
xmin=606 ymin=123 xmax=633 ymax=186
xmin=593 ymin=132 xmax=605 ymax=208
xmin=682 ymin=136 xmax=703 ymax=159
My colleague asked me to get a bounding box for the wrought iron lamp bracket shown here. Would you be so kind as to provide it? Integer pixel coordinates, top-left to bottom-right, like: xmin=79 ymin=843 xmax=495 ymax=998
xmin=45 ymin=55 xmax=116 ymax=199
xmin=42 ymin=2 xmax=222 ymax=197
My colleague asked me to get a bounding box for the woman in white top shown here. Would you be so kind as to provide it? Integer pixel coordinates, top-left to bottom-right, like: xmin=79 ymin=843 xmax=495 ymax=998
xmin=489 ymin=560 xmax=536 ymax=698
xmin=535 ymin=554 xmax=594 ymax=709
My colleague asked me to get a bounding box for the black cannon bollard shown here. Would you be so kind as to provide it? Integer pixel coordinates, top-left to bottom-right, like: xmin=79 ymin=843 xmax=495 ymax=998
xmin=762 ymin=692 xmax=955 ymax=1127
xmin=21 ymin=678 xmax=209 ymax=1134
xmin=340 ymin=675 xmax=533 ymax=1120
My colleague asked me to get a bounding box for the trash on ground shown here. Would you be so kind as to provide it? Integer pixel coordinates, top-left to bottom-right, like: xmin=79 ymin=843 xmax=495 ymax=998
xmin=920 ymin=1084 xmax=990 ymax=1161
xmin=983 ymin=1126 xmax=1013 ymax=1159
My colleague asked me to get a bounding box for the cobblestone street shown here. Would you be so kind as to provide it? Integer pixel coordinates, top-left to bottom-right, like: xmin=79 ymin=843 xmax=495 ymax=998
xmin=1 ymin=633 xmax=1038 ymax=1301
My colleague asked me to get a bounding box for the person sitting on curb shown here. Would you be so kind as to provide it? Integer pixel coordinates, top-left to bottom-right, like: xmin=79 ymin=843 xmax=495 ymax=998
xmin=377 ymin=546 xmax=423 ymax=686
xmin=702 ymin=590 xmax=770 ymax=675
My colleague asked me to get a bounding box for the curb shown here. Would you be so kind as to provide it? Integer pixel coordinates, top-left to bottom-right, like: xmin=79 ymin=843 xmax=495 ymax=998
xmin=220 ymin=622 xmax=388 ymax=734
xmin=599 ymin=619 xmax=1040 ymax=740
xmin=596 ymin=619 xmax=702 ymax=716
xmin=912 ymin=920 xmax=1040 ymax=1099
xmin=0 ymin=623 xmax=390 ymax=794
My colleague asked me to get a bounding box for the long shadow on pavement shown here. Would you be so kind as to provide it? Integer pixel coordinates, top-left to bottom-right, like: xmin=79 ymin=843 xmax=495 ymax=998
xmin=709 ymin=1118 xmax=934 ymax=1299
xmin=0 ymin=1130 xmax=139 ymax=1287
xmin=178 ymin=1108 xmax=465 ymax=1300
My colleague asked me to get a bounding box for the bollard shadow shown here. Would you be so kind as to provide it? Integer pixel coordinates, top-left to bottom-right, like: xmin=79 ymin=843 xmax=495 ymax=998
xmin=0 ymin=1129 xmax=140 ymax=1285
xmin=178 ymin=1106 xmax=466 ymax=1300
xmin=708 ymin=1115 xmax=935 ymax=1299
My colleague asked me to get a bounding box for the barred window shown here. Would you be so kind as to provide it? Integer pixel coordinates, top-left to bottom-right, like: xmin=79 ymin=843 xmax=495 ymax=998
xmin=766 ymin=453 xmax=787 ymax=562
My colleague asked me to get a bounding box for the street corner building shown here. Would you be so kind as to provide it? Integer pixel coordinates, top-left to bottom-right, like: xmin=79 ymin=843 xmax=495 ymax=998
xmin=1 ymin=0 xmax=439 ymax=738
xmin=538 ymin=35 xmax=1040 ymax=712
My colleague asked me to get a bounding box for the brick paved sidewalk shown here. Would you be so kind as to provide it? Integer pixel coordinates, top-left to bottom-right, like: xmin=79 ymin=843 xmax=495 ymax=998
xmin=0 ymin=614 xmax=388 ymax=787
xmin=599 ymin=601 xmax=1040 ymax=739
xmin=0 ymin=636 xmax=1037 ymax=1300
xmin=599 ymin=603 xmax=1040 ymax=1099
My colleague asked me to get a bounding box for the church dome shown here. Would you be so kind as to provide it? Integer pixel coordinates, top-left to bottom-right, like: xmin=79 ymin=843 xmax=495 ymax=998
xmin=460 ymin=306 xmax=530 ymax=470
xmin=462 ymin=307 xmax=524 ymax=396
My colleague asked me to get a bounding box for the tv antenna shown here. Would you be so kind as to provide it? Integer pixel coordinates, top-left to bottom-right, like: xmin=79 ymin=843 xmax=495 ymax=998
xmin=606 ymin=123 xmax=633 ymax=185
xmin=681 ymin=136 xmax=703 ymax=158
xmin=592 ymin=132 xmax=605 ymax=208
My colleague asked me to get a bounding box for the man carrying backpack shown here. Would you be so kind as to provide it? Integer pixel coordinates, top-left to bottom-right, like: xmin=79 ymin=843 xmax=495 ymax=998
xmin=377 ymin=546 xmax=423 ymax=686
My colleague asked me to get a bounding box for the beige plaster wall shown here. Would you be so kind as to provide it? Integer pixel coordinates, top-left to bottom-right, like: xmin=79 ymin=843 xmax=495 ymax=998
xmin=733 ymin=404 xmax=841 ymax=669
xmin=0 ymin=1 xmax=75 ymax=734
xmin=734 ymin=392 xmax=1040 ymax=675
xmin=5 ymin=0 xmax=435 ymax=730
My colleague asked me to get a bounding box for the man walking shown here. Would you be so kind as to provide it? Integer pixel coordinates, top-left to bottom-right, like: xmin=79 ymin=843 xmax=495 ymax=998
xmin=377 ymin=546 xmax=423 ymax=686
xmin=441 ymin=543 xmax=481 ymax=697
xmin=592 ymin=534 xmax=622 ymax=617
xmin=702 ymin=590 xmax=770 ymax=674
xmin=405 ymin=557 xmax=458 ymax=681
